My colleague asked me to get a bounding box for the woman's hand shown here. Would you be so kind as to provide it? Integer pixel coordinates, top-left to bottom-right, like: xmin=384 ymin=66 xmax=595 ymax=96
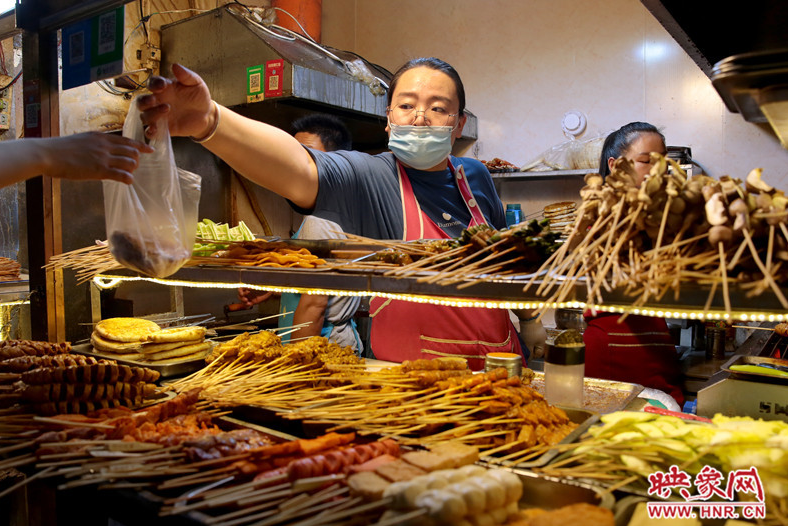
xmin=137 ymin=63 xmax=214 ymax=140
xmin=238 ymin=288 xmax=275 ymax=308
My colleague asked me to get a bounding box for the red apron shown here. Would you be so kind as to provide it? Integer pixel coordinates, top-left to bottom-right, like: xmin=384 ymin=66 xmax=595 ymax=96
xmin=369 ymin=160 xmax=524 ymax=371
xmin=583 ymin=312 xmax=684 ymax=405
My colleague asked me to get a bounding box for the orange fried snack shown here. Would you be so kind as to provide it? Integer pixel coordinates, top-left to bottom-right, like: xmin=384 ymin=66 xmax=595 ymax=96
xmin=222 ymin=243 xmax=326 ymax=268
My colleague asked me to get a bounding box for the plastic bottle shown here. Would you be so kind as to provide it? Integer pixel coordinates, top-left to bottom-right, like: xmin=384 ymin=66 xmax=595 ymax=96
xmin=544 ymin=337 xmax=585 ymax=407
xmin=505 ymin=203 xmax=522 ymax=228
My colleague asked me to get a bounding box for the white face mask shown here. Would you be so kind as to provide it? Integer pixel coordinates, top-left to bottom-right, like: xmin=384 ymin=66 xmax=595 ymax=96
xmin=388 ymin=124 xmax=453 ymax=170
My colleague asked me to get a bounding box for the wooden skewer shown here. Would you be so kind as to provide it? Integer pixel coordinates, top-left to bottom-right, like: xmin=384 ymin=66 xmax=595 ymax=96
xmin=32 ymin=416 xmax=115 ymax=429
xmin=731 ymin=325 xmax=777 ymax=331
xmin=288 ymin=497 xmax=386 ymax=526
xmin=0 ymin=466 xmax=54 ymax=500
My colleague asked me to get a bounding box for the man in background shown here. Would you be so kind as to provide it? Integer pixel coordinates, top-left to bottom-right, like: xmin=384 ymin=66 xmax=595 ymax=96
xmin=239 ymin=114 xmax=363 ymax=353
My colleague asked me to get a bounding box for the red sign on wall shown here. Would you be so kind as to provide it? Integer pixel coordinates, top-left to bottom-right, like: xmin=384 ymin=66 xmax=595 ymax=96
xmin=264 ymin=59 xmax=284 ymax=98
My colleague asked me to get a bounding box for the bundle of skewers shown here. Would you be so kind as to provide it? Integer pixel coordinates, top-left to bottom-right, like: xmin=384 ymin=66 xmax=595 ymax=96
xmin=526 ymin=154 xmax=788 ymax=314
xmin=169 ymin=332 xmax=365 ymax=410
xmin=2 ymin=382 xmax=532 ymax=526
xmin=280 ymin=361 xmax=578 ymax=462
xmin=0 ymin=388 xmax=394 ymax=526
xmin=173 ymin=342 xmax=578 ymax=465
xmin=336 ymin=219 xmax=562 ymax=287
xmin=45 ymin=236 xmax=327 ymax=285
xmin=0 ymin=256 xmax=21 ymax=282
xmin=0 ymin=339 xmax=162 ymax=415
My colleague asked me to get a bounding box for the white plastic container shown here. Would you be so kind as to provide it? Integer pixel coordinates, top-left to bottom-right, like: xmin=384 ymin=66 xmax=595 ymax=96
xmin=544 ymin=338 xmax=585 ymax=408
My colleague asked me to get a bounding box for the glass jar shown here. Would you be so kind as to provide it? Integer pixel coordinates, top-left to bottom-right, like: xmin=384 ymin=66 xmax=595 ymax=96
xmin=484 ymin=352 xmax=522 ymax=378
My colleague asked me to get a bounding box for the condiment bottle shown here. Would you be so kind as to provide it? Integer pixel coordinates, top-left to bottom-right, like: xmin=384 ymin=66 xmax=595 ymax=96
xmin=505 ymin=203 xmax=522 ymax=228
xmin=484 ymin=352 xmax=522 ymax=377
xmin=545 ymin=330 xmax=585 ymax=407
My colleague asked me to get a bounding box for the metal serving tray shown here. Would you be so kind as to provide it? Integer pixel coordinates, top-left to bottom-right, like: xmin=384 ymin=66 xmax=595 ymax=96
xmin=71 ymin=342 xmax=209 ymax=378
xmin=723 ymin=353 xmax=788 ymax=385
xmin=528 ymin=372 xmax=644 ymax=414
xmin=515 ymin=470 xmax=615 ymax=511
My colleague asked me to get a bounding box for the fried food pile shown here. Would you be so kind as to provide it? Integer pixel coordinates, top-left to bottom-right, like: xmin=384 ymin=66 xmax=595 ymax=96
xmin=0 ymin=256 xmax=21 ymax=281
xmin=205 ymin=239 xmax=326 ymax=268
xmin=205 ymin=331 xmax=362 ymax=368
xmin=482 ymin=157 xmax=519 ymax=171
xmin=0 ymin=339 xmax=160 ymax=415
xmin=90 ymin=317 xmax=212 ymax=363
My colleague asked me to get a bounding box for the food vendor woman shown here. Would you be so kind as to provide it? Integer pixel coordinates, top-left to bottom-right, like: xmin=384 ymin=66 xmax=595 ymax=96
xmin=139 ymin=58 xmax=527 ymax=370
xmin=585 ymin=122 xmax=684 ymax=405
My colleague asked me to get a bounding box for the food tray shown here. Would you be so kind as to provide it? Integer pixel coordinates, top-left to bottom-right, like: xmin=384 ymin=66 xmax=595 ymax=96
xmin=723 ymin=354 xmax=788 ymax=385
xmin=514 ymin=470 xmax=615 ymax=511
xmin=71 ymin=342 xmax=209 ymax=378
xmin=528 ymin=372 xmax=644 ymax=414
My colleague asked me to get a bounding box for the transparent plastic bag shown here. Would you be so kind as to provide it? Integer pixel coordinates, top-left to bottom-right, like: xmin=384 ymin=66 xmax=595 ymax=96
xmin=521 ymin=131 xmax=608 ymax=172
xmin=102 ymin=99 xmax=201 ymax=278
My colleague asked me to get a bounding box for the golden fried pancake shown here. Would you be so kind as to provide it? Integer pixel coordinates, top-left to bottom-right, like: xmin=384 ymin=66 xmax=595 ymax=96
xmin=144 ymin=341 xmax=212 ymax=362
xmin=95 ymin=317 xmax=161 ymax=343
xmin=146 ymin=326 xmax=206 ymax=343
xmin=141 ymin=338 xmax=204 ymax=353
xmin=91 ymin=333 xmax=144 ymax=354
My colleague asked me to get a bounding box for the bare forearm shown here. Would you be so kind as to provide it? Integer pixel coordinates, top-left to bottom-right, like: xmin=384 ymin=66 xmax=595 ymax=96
xmin=0 ymin=133 xmax=151 ymax=188
xmin=291 ymin=295 xmax=328 ymax=340
xmin=202 ymin=105 xmax=319 ymax=209
xmin=0 ymin=140 xmax=47 ymax=186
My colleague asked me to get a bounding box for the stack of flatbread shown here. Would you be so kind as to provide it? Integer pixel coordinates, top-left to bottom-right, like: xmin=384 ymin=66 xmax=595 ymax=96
xmin=543 ymin=201 xmax=578 ymax=239
xmin=91 ymin=317 xmax=212 ymax=363
xmin=0 ymin=257 xmax=21 ymax=282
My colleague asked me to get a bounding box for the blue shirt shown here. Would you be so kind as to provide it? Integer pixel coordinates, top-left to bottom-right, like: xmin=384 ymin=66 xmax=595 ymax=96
xmin=295 ymin=151 xmax=506 ymax=238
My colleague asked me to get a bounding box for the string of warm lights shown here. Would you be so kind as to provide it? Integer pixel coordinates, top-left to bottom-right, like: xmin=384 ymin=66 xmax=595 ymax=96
xmin=92 ymin=274 xmax=788 ymax=322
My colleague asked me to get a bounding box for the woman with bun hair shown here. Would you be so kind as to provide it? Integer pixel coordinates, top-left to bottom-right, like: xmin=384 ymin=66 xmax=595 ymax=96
xmin=584 ymin=122 xmax=683 ymax=406
xmin=598 ymin=121 xmax=666 ymax=183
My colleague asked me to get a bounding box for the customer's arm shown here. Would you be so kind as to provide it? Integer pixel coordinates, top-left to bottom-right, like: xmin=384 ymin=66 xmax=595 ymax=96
xmin=0 ymin=133 xmax=152 ymax=188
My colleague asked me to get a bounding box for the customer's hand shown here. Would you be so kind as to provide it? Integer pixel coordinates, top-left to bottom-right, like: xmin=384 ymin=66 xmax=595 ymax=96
xmin=41 ymin=132 xmax=153 ymax=184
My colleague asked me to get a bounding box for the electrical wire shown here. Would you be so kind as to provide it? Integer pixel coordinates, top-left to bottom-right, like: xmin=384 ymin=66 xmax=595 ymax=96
xmin=103 ymin=7 xmax=209 ymax=96
xmin=229 ymin=0 xmax=253 ymax=15
xmin=271 ymin=6 xmax=317 ymax=43
xmin=139 ymin=2 xmax=148 ymax=43
xmin=0 ymin=70 xmax=21 ymax=92
xmin=232 ymin=3 xmax=390 ymax=91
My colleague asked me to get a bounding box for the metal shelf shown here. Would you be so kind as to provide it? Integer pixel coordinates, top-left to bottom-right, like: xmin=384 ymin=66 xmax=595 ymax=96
xmin=95 ymin=265 xmax=788 ymax=322
xmin=491 ymin=169 xmax=595 ymax=181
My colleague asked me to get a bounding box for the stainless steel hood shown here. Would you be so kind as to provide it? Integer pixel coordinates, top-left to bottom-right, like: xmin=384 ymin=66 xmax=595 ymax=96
xmin=641 ymin=0 xmax=788 ymax=149
xmin=161 ymin=6 xmax=478 ymax=152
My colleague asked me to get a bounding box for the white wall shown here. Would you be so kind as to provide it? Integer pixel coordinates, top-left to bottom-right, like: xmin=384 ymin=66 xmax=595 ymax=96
xmin=321 ymin=0 xmax=788 ymax=216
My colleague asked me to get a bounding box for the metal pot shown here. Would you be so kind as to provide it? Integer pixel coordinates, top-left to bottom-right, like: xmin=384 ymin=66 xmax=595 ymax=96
xmin=555 ymin=308 xmax=587 ymax=332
